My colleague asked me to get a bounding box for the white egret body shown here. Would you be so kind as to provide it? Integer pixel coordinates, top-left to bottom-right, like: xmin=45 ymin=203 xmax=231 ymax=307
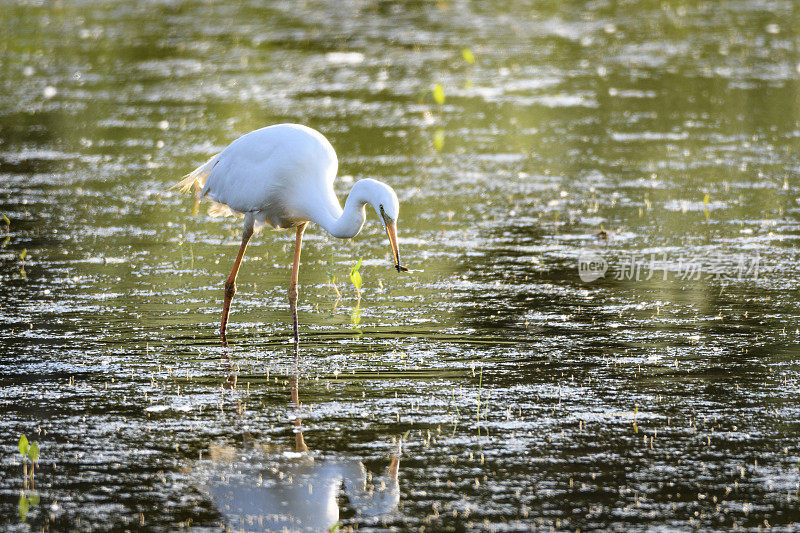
xmin=174 ymin=124 xmax=406 ymax=341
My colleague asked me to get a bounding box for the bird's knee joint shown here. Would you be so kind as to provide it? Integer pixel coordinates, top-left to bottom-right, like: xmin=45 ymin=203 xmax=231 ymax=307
xmin=288 ymin=285 xmax=298 ymax=302
xmin=224 ymin=280 xmax=237 ymax=299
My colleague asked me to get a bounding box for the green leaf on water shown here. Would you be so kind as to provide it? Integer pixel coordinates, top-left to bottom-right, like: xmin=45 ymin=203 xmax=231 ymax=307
xmin=20 ymin=249 xmax=27 ymax=261
xmin=462 ymin=47 xmax=475 ymax=64
xmin=702 ymin=193 xmax=710 ymax=205
xmin=27 ymin=491 xmax=39 ymax=506
xmin=432 ymin=83 xmax=445 ymax=105
xmin=2 ymin=214 xmax=9 ymax=227
xmin=350 ymin=259 xmax=363 ymax=292
xmin=28 ymin=442 xmax=39 ymax=463
xmin=18 ymin=435 xmax=29 ymax=456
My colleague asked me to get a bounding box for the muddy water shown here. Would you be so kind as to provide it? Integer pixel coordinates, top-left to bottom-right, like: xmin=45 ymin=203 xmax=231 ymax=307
xmin=1 ymin=0 xmax=800 ymax=530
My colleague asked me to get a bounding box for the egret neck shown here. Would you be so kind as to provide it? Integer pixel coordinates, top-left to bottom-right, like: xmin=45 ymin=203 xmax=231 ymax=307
xmin=310 ymin=178 xmax=406 ymax=271
xmin=312 ymin=180 xmax=370 ymax=239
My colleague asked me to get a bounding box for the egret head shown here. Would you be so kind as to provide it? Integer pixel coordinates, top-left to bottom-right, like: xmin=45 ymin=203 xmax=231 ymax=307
xmin=359 ymin=179 xmax=407 ymax=272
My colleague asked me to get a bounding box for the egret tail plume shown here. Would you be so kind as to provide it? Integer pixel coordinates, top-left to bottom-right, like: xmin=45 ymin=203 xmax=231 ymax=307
xmin=207 ymin=201 xmax=238 ymax=218
xmin=170 ymin=153 xmax=220 ymax=192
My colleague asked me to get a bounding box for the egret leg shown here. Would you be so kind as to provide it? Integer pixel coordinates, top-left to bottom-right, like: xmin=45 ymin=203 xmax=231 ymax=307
xmin=289 ymin=222 xmax=307 ymax=344
xmin=220 ymin=214 xmax=255 ymax=337
xmin=290 ymin=365 xmax=308 ymax=452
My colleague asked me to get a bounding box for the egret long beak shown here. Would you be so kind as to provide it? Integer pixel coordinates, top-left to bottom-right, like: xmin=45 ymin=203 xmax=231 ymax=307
xmin=383 ymin=219 xmax=408 ymax=272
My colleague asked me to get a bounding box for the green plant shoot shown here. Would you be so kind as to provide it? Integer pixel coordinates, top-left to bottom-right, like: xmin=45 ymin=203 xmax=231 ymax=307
xmin=462 ymin=48 xmax=475 ymax=64
xmin=350 ymin=258 xmax=363 ymax=298
xmin=433 ymin=83 xmax=445 ymax=105
xmin=28 ymin=442 xmax=39 ymax=463
xmin=327 ymin=271 xmax=341 ymax=300
xmin=19 ymin=435 xmax=29 ymax=457
xmin=20 ymin=248 xmax=27 ymax=277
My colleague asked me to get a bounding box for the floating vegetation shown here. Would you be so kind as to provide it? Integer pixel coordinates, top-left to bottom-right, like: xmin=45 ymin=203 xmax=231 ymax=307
xmin=19 ymin=248 xmax=27 ymax=277
xmin=461 ymin=47 xmax=475 ymax=64
xmin=349 ymin=258 xmax=363 ymax=301
xmin=432 ymin=83 xmax=445 ymax=105
xmin=433 ymin=129 xmax=445 ymax=151
xmin=348 ymin=259 xmax=364 ymax=329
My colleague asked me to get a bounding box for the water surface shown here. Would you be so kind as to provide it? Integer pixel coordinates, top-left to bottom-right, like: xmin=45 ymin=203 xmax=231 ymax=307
xmin=1 ymin=0 xmax=800 ymax=530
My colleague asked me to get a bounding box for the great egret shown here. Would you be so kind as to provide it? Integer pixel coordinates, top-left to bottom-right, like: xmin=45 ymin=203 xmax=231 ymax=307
xmin=173 ymin=123 xmax=407 ymax=342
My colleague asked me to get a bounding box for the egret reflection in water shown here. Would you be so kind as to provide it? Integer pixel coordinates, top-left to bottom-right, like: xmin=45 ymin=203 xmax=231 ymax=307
xmin=196 ymin=351 xmax=401 ymax=531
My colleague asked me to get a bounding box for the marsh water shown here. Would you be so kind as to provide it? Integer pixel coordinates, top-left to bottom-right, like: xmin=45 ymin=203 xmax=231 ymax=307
xmin=2 ymin=0 xmax=800 ymax=530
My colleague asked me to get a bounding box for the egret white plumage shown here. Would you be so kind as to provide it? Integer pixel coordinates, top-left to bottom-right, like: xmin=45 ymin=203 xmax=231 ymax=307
xmin=173 ymin=123 xmax=407 ymax=342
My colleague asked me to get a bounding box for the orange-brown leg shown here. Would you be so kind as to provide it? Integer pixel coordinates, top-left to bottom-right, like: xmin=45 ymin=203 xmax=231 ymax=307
xmin=289 ymin=222 xmax=307 ymax=344
xmin=220 ymin=215 xmax=254 ymax=337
